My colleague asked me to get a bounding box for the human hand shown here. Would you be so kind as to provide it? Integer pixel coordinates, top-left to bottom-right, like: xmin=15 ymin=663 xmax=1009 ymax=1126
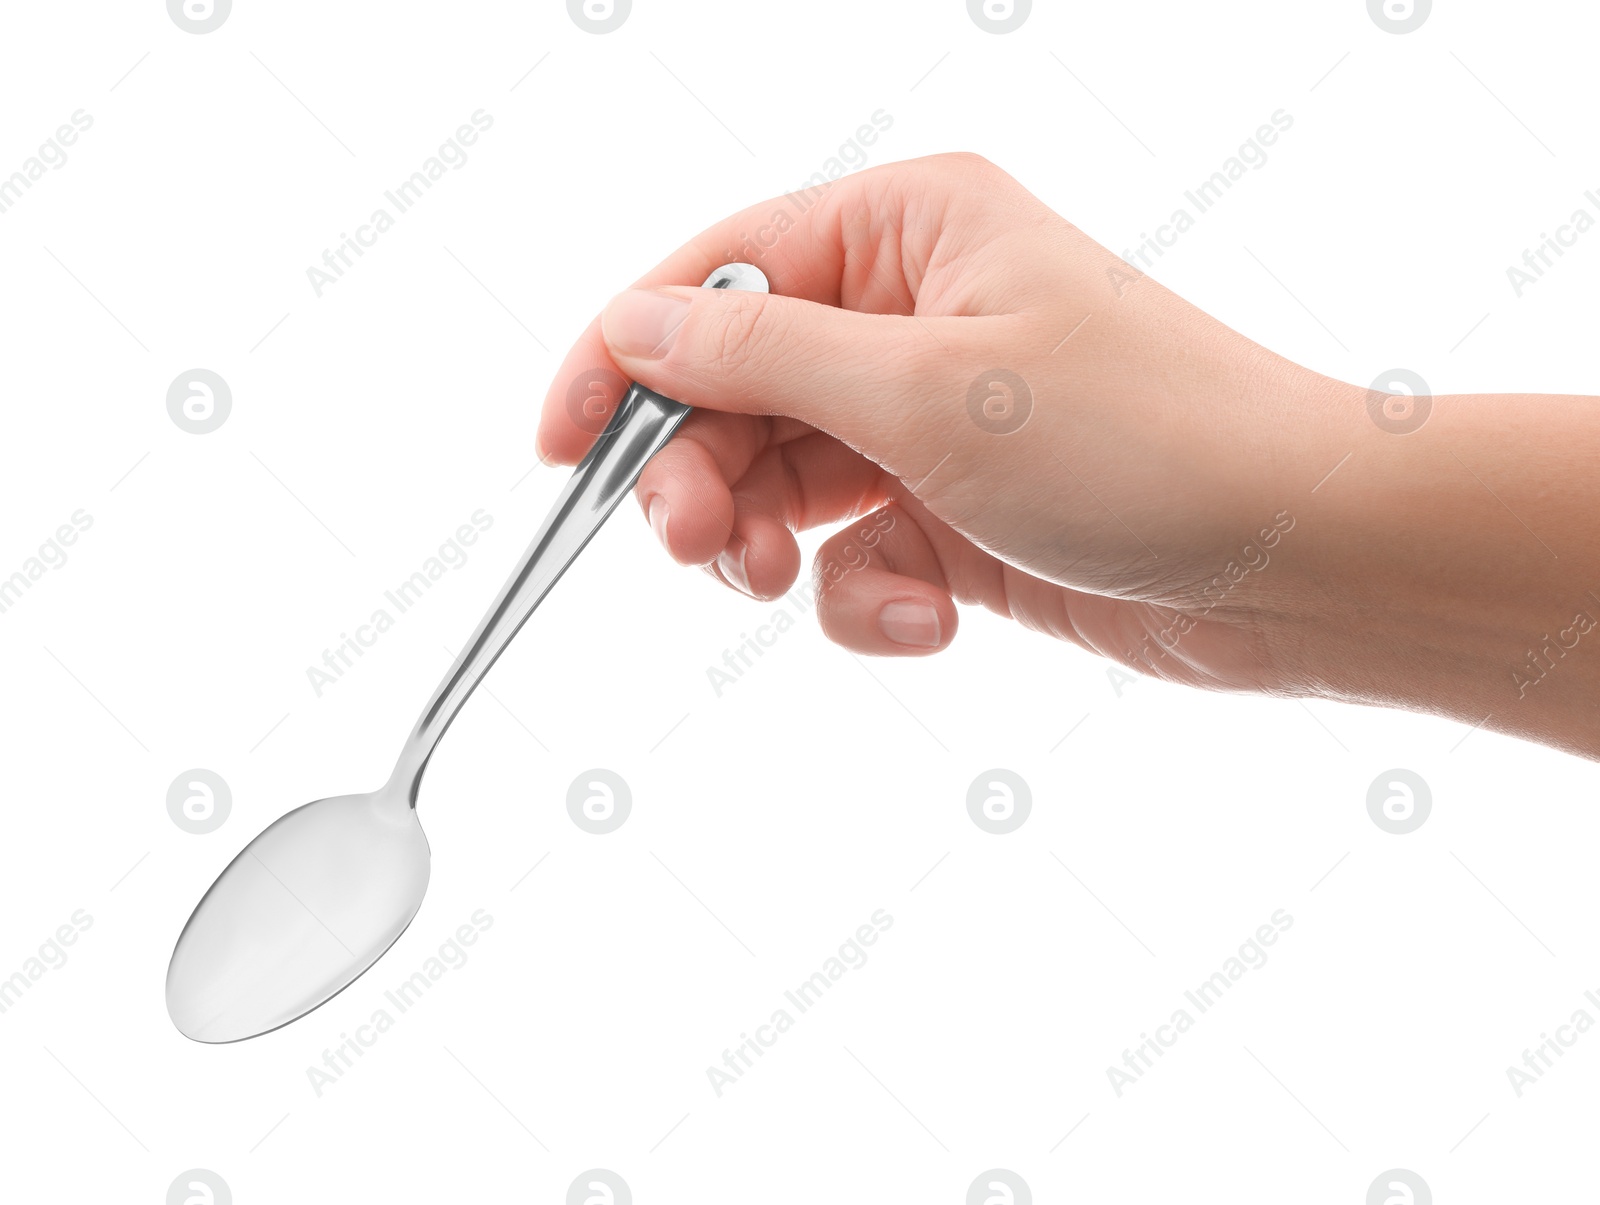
xmin=538 ymin=153 xmax=1352 ymax=695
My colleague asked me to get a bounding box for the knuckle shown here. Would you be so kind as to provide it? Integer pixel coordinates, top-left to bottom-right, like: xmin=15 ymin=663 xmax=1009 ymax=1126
xmin=925 ymin=151 xmax=1025 ymax=205
xmin=936 ymin=150 xmax=1000 ymax=182
xmin=704 ymin=292 xmax=777 ymax=377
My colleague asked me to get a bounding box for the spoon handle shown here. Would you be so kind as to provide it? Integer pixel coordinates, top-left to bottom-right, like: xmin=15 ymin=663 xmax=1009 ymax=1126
xmin=386 ymin=262 xmax=769 ymax=805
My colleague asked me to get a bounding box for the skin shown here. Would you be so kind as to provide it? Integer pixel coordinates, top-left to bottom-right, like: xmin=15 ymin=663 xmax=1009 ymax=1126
xmin=537 ymin=153 xmax=1600 ymax=761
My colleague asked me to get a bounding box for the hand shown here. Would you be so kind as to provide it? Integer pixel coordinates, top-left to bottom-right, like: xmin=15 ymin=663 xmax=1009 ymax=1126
xmin=538 ymin=153 xmax=1342 ymax=692
xmin=537 ymin=153 xmax=1600 ymax=761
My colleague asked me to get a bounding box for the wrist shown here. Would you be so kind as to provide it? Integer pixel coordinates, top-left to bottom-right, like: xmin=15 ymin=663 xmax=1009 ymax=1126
xmin=1258 ymin=382 xmax=1600 ymax=758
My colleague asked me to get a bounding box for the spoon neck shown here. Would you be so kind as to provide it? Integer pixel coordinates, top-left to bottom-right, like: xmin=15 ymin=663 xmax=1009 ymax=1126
xmin=383 ymin=739 xmax=430 ymax=812
xmin=384 ymin=384 xmax=691 ymax=810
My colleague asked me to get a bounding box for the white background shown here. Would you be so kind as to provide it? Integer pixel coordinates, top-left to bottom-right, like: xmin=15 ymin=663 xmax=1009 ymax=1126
xmin=2 ymin=0 xmax=1598 ymax=1201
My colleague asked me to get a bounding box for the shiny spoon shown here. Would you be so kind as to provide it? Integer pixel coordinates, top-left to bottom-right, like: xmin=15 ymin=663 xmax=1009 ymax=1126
xmin=166 ymin=261 xmax=769 ymax=1043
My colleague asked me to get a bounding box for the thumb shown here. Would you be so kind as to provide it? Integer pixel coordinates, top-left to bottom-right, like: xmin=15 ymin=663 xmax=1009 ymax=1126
xmin=599 ymin=284 xmax=959 ymax=453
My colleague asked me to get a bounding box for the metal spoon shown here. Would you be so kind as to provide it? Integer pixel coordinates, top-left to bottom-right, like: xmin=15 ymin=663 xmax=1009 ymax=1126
xmin=166 ymin=262 xmax=768 ymax=1043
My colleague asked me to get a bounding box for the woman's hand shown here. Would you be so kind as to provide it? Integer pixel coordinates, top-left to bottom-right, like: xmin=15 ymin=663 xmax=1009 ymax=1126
xmin=538 ymin=152 xmax=1600 ymax=760
xmin=538 ymin=153 xmax=1347 ymax=691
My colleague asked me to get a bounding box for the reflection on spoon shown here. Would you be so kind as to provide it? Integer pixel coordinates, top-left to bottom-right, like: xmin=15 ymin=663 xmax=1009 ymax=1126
xmin=166 ymin=262 xmax=770 ymax=1043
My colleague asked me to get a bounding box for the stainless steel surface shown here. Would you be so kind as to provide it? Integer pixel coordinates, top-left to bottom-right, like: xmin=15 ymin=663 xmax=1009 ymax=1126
xmin=384 ymin=379 xmax=692 ymax=810
xmin=166 ymin=262 xmax=770 ymax=1043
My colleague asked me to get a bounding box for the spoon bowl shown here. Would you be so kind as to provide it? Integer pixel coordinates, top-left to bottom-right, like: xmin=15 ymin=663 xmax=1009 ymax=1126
xmin=166 ymin=790 xmax=428 ymax=1043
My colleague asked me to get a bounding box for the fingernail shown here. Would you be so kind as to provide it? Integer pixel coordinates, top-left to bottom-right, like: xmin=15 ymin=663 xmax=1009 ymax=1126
xmin=602 ymin=289 xmax=692 ymax=360
xmin=647 ymin=495 xmax=670 ymax=550
xmin=879 ymin=601 xmax=941 ymax=648
xmin=718 ymin=544 xmax=752 ymax=596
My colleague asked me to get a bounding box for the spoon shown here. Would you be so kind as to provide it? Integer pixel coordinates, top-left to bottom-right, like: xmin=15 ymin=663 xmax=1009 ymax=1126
xmin=166 ymin=261 xmax=769 ymax=1043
